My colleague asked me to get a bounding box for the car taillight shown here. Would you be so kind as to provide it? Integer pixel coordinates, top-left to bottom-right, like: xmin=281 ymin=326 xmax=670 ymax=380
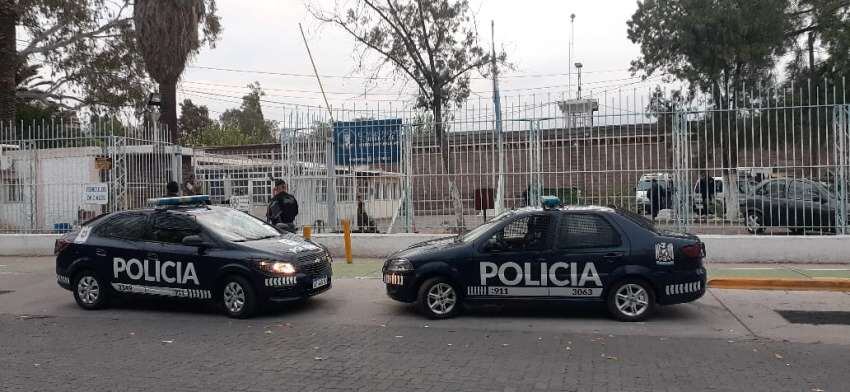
xmin=54 ymin=239 xmax=71 ymax=255
xmin=681 ymin=243 xmax=703 ymax=258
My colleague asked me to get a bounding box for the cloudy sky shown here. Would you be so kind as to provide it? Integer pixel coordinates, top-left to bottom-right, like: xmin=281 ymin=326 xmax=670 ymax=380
xmin=176 ymin=0 xmax=664 ymax=124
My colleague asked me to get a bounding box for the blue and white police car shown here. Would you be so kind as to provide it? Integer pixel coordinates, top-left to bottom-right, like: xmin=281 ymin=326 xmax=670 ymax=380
xmin=382 ymin=197 xmax=706 ymax=321
xmin=55 ymin=195 xmax=332 ymax=318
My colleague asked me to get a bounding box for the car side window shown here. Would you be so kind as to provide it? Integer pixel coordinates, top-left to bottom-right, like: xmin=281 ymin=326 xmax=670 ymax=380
xmin=486 ymin=214 xmax=551 ymax=252
xmin=788 ymin=181 xmax=817 ymax=201
xmin=557 ymin=213 xmax=621 ymax=249
xmin=95 ymin=213 xmax=149 ymax=241
xmin=761 ymin=181 xmax=785 ymax=197
xmin=148 ymin=213 xmax=200 ymax=244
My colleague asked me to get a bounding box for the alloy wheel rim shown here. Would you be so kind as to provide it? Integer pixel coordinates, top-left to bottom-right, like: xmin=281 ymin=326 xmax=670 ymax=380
xmin=77 ymin=276 xmax=100 ymax=305
xmin=427 ymin=283 xmax=457 ymax=315
xmin=223 ymin=282 xmax=246 ymax=313
xmin=615 ymin=283 xmax=648 ymax=317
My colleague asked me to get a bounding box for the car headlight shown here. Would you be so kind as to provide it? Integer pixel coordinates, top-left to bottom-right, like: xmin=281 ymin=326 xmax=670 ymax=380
xmin=385 ymin=258 xmax=413 ymax=272
xmin=258 ymin=261 xmax=296 ymax=275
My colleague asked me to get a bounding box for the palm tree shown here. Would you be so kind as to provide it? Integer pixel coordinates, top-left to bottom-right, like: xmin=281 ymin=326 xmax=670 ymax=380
xmin=133 ymin=0 xmax=220 ymax=142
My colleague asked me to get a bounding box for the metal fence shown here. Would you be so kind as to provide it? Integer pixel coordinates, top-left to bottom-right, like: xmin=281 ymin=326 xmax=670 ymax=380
xmin=255 ymin=79 xmax=848 ymax=236
xmin=0 ymin=120 xmax=178 ymax=233
xmin=2 ymin=79 xmax=848 ymax=236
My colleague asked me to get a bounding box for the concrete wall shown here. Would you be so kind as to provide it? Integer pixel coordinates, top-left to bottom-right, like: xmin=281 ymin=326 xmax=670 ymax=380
xmin=3 ymin=233 xmax=850 ymax=264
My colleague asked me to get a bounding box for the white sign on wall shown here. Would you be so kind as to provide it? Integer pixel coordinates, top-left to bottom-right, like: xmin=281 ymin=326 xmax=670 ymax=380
xmin=230 ymin=195 xmax=251 ymax=212
xmin=82 ymin=183 xmax=109 ymax=205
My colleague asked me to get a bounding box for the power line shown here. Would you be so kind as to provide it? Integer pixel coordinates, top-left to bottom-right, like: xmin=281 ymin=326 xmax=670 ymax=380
xmin=186 ymin=64 xmax=632 ymax=81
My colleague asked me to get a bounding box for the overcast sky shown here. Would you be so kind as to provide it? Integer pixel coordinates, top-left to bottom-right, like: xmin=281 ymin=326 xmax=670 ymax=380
xmin=176 ymin=0 xmax=666 ymax=124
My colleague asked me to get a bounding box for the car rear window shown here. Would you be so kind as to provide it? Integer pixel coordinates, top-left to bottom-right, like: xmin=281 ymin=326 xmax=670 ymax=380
xmin=95 ymin=212 xmax=149 ymax=240
xmin=557 ymin=213 xmax=621 ymax=249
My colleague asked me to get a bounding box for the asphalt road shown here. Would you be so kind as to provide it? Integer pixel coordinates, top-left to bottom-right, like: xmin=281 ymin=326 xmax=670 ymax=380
xmin=2 ymin=257 xmax=849 ymax=392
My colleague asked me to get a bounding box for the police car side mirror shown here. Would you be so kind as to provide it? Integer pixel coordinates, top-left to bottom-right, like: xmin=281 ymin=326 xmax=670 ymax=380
xmin=182 ymin=235 xmax=211 ymax=248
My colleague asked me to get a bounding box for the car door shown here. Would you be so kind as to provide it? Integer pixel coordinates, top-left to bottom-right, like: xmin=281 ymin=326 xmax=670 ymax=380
xmin=755 ymin=180 xmax=787 ymax=226
xmin=467 ymin=213 xmax=555 ymax=298
xmin=787 ymin=180 xmax=822 ymax=229
xmin=550 ymin=212 xmax=628 ymax=299
xmin=88 ymin=212 xmax=151 ymax=291
xmin=139 ymin=212 xmax=210 ymax=299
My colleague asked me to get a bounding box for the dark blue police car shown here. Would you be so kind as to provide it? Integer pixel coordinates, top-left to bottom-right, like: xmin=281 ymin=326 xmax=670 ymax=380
xmin=55 ymin=195 xmax=332 ymax=318
xmin=382 ymin=197 xmax=706 ymax=321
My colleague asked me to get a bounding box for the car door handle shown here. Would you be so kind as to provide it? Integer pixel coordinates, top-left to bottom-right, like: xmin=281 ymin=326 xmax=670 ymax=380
xmin=146 ymin=252 xmax=159 ymax=260
xmin=603 ymin=252 xmax=624 ymax=260
xmin=95 ymin=248 xmax=107 ymax=257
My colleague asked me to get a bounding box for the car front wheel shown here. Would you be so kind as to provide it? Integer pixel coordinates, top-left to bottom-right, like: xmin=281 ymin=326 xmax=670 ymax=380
xmin=416 ymin=277 xmax=461 ymax=319
xmin=221 ymin=275 xmax=257 ymax=319
xmin=607 ymin=279 xmax=655 ymax=322
xmin=73 ymin=270 xmax=108 ymax=310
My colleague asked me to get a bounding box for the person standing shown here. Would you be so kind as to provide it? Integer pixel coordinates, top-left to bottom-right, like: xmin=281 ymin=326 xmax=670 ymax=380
xmin=165 ymin=181 xmax=180 ymax=197
xmin=267 ymin=179 xmax=298 ymax=231
xmin=648 ymin=179 xmax=661 ymax=220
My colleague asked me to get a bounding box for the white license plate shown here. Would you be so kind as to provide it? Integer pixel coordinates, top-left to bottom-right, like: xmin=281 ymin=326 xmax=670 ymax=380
xmin=312 ymin=276 xmax=328 ymax=289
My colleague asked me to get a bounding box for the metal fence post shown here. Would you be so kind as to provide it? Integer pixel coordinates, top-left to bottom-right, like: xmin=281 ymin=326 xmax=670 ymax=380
xmin=672 ymin=107 xmax=691 ymax=232
xmin=834 ymin=104 xmax=850 ymax=234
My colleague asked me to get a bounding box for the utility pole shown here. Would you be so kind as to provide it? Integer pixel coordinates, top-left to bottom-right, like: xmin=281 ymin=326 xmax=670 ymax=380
xmin=299 ymin=23 xmax=337 ymax=230
xmin=491 ymin=20 xmax=505 ymax=215
xmin=568 ymin=14 xmax=575 ymax=99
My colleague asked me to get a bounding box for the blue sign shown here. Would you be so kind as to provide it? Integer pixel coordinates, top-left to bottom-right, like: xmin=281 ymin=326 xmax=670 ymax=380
xmin=333 ymin=119 xmax=401 ymax=165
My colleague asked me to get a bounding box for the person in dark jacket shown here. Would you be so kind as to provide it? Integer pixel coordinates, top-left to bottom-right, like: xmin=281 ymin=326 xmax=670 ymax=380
xmin=165 ymin=181 xmax=180 ymax=197
xmin=267 ymin=179 xmax=298 ymax=230
xmin=648 ymin=179 xmax=662 ymax=220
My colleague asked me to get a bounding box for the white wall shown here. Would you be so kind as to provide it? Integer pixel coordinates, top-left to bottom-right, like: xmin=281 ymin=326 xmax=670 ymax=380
xmin=3 ymin=233 xmax=850 ymax=264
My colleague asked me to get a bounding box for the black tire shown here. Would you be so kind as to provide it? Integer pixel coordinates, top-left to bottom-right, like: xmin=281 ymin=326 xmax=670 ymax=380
xmin=72 ymin=270 xmax=109 ymax=310
xmin=416 ymin=277 xmax=462 ymax=319
xmin=220 ymin=275 xmax=257 ymax=319
xmin=745 ymin=210 xmax=766 ymax=234
xmin=606 ymin=278 xmax=656 ymax=322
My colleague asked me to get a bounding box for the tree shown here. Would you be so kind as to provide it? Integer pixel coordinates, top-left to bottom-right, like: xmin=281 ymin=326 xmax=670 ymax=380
xmin=1 ymin=0 xmax=152 ymax=125
xmin=179 ymin=98 xmax=214 ymax=141
xmin=312 ymin=0 xmax=506 ymax=232
xmin=133 ymin=0 xmax=221 ymax=143
xmin=219 ymin=82 xmax=277 ymax=144
xmin=628 ymin=0 xmax=790 ymax=221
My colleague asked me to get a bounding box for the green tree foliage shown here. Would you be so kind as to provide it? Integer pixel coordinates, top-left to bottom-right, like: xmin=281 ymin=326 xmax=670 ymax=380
xmin=181 ymin=84 xmax=277 ymax=147
xmin=178 ymin=99 xmax=214 ymax=141
xmin=133 ymin=0 xmax=221 ymax=143
xmin=312 ymin=0 xmax=507 ymax=231
xmin=0 ymin=0 xmax=150 ymax=124
xmin=219 ymin=82 xmax=276 ymax=144
xmin=627 ymin=0 xmax=789 ymax=107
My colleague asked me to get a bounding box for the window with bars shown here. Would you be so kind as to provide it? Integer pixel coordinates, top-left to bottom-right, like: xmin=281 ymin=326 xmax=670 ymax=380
xmin=557 ymin=214 xmax=621 ymax=249
xmin=2 ymin=178 xmax=23 ymax=203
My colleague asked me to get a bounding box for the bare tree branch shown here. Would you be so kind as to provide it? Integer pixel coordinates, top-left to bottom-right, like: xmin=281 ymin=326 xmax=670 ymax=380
xmin=19 ymin=17 xmax=132 ymax=57
xmin=363 ymin=0 xmax=431 ymax=83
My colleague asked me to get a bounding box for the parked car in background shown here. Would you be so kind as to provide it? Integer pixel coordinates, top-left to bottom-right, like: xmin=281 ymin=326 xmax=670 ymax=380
xmin=692 ymin=176 xmax=725 ymax=215
xmin=741 ymin=178 xmax=842 ymax=234
xmin=636 ymin=173 xmax=673 ymax=214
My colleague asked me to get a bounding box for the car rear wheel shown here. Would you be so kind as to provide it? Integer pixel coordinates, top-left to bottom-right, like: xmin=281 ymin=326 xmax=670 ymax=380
xmin=221 ymin=275 xmax=257 ymax=319
xmin=607 ymin=279 xmax=655 ymax=322
xmin=745 ymin=211 xmax=766 ymax=234
xmin=416 ymin=277 xmax=461 ymax=319
xmin=73 ymin=270 xmax=108 ymax=310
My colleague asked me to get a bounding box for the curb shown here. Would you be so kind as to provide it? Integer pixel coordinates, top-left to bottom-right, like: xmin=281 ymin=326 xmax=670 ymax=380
xmin=708 ymin=278 xmax=850 ymax=292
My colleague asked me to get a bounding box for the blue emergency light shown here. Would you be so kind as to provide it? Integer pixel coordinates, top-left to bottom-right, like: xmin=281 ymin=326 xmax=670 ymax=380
xmin=147 ymin=195 xmax=211 ymax=206
xmin=541 ymin=195 xmax=561 ymax=210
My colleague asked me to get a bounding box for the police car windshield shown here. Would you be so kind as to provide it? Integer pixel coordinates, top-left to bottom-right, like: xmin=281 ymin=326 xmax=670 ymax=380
xmin=192 ymin=207 xmax=280 ymax=242
xmin=461 ymin=211 xmax=513 ymax=242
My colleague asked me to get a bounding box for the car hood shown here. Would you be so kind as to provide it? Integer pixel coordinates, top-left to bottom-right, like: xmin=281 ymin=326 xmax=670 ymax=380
xmin=234 ymin=235 xmax=324 ymax=260
xmin=389 ymin=236 xmax=466 ymax=261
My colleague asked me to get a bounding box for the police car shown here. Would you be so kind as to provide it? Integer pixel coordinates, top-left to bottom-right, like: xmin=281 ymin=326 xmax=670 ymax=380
xmin=54 ymin=195 xmax=332 ymax=318
xmin=382 ymin=196 xmax=706 ymax=321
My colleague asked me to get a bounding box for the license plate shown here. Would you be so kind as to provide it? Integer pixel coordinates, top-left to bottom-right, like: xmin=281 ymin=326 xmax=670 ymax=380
xmin=312 ymin=276 xmax=328 ymax=289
